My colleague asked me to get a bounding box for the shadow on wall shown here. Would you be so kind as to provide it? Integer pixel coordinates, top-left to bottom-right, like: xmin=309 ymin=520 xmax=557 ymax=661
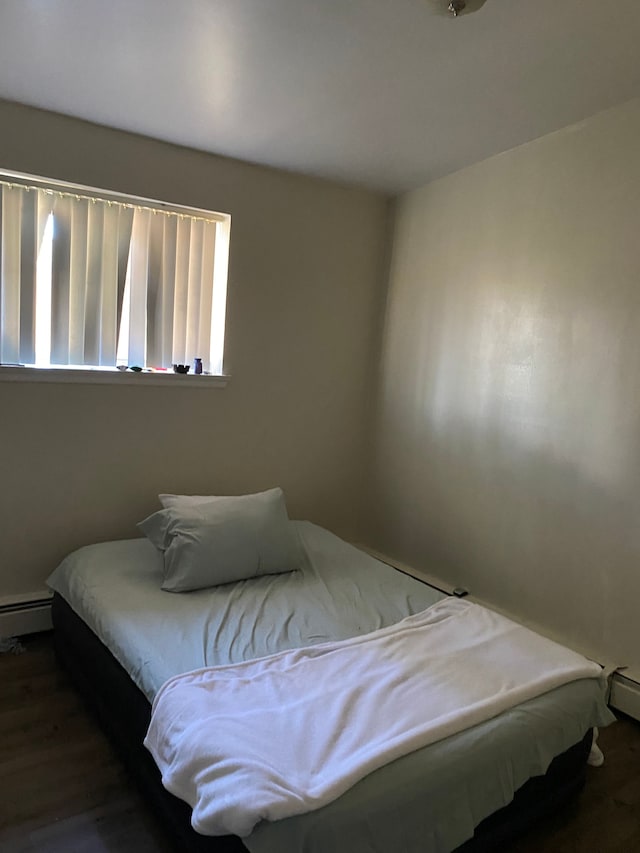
xmin=371 ymin=405 xmax=640 ymax=666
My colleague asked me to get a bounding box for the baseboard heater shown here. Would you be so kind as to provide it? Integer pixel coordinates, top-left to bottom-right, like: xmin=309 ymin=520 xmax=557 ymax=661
xmin=610 ymin=673 xmax=640 ymax=723
xmin=0 ymin=591 xmax=53 ymax=637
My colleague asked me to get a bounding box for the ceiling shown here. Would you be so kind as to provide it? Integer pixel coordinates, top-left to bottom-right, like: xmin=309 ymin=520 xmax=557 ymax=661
xmin=1 ymin=0 xmax=640 ymax=194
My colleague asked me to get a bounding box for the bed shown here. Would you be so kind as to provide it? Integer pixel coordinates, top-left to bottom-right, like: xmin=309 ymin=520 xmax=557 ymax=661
xmin=48 ymin=517 xmax=614 ymax=853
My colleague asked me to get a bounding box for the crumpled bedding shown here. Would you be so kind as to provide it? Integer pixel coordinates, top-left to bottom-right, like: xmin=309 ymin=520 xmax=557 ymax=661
xmin=145 ymin=598 xmax=603 ymax=838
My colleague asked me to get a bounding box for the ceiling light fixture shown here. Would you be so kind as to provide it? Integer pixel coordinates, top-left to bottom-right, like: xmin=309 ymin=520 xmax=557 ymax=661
xmin=427 ymin=0 xmax=489 ymax=17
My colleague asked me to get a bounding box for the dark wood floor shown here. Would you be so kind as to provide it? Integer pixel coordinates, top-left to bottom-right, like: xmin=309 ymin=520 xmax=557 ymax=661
xmin=1 ymin=633 xmax=639 ymax=853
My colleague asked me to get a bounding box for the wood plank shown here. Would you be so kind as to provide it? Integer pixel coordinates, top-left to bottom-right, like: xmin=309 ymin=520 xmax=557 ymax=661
xmin=0 ymin=634 xmax=170 ymax=851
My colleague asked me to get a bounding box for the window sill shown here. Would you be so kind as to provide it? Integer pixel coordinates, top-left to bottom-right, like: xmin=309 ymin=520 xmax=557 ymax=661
xmin=0 ymin=366 xmax=229 ymax=388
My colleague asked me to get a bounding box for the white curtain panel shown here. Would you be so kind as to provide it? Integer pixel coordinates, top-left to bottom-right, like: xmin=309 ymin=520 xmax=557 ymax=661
xmin=56 ymin=197 xmax=134 ymax=367
xmin=0 ymin=184 xmax=28 ymax=364
xmin=0 ymin=185 xmax=53 ymax=364
xmin=0 ymin=180 xmax=222 ymax=372
xmin=128 ymin=210 xmax=218 ymax=371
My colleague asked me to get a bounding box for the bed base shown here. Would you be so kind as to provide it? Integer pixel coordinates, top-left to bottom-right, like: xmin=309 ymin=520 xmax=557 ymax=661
xmin=52 ymin=593 xmax=592 ymax=853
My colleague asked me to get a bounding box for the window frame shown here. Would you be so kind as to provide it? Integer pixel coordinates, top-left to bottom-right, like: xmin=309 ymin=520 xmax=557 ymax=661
xmin=0 ymin=168 xmax=231 ymax=386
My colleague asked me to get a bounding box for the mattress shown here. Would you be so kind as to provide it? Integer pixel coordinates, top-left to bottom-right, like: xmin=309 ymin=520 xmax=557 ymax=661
xmin=48 ymin=521 xmax=615 ymax=853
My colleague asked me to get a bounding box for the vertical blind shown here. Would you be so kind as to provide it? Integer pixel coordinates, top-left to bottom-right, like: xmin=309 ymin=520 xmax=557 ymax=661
xmin=0 ymin=177 xmax=229 ymax=373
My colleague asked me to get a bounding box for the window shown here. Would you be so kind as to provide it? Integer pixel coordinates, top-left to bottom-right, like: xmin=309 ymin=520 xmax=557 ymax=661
xmin=0 ymin=170 xmax=230 ymax=376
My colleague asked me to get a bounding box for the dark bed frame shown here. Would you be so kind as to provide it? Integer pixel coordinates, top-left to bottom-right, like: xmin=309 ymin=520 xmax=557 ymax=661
xmin=52 ymin=593 xmax=593 ymax=853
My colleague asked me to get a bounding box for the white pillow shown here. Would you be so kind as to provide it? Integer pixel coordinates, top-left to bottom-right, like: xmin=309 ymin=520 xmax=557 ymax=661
xmin=139 ymin=488 xmax=303 ymax=592
xmin=159 ymin=492 xmax=236 ymax=509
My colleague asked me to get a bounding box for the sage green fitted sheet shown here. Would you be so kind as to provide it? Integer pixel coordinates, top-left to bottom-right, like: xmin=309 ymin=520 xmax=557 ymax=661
xmin=48 ymin=521 xmax=614 ymax=853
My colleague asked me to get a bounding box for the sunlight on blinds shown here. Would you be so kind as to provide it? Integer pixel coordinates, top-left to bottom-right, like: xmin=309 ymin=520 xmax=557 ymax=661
xmin=34 ymin=213 xmax=54 ymax=366
xmin=0 ymin=172 xmax=230 ymax=374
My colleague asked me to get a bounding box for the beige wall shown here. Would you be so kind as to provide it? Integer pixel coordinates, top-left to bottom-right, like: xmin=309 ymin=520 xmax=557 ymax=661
xmin=371 ymin=99 xmax=640 ymax=678
xmin=0 ymin=100 xmax=390 ymax=599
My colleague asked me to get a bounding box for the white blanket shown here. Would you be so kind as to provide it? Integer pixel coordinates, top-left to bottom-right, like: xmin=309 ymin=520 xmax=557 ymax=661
xmin=144 ymin=599 xmax=602 ymax=838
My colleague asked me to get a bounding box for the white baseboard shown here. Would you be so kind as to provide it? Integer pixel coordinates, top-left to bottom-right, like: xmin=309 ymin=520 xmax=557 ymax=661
xmin=610 ymin=674 xmax=640 ymax=722
xmin=0 ymin=591 xmax=53 ymax=636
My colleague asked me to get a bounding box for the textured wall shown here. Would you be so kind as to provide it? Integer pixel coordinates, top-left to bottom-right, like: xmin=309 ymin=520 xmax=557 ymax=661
xmin=0 ymin=100 xmax=390 ymax=598
xmin=371 ymin=99 xmax=640 ymax=677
